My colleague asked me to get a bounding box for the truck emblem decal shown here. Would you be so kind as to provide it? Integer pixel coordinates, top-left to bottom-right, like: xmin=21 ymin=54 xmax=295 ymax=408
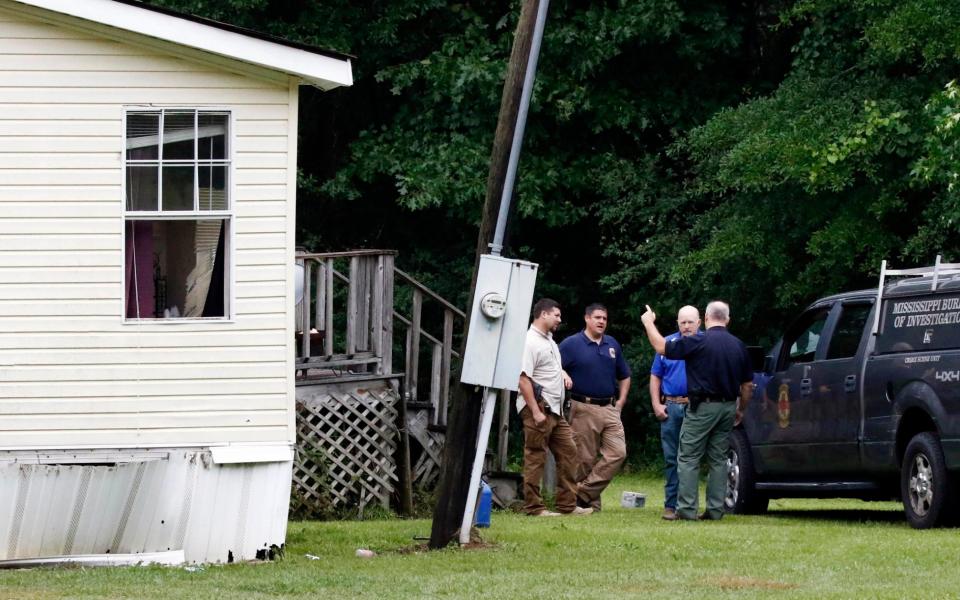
xmin=935 ymin=370 xmax=960 ymax=383
xmin=923 ymin=329 xmax=934 ymax=344
xmin=778 ymin=383 xmax=791 ymax=429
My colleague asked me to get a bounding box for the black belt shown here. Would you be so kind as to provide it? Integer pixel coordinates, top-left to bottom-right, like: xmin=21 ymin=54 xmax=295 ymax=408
xmin=690 ymin=394 xmax=735 ymax=403
xmin=570 ymin=393 xmax=616 ymax=407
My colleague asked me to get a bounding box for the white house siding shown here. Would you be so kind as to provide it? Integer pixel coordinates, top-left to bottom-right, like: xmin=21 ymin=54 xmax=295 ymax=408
xmin=0 ymin=7 xmax=295 ymax=450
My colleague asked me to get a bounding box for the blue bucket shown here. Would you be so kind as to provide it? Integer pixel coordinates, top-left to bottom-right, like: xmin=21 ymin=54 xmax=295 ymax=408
xmin=475 ymin=482 xmax=492 ymax=528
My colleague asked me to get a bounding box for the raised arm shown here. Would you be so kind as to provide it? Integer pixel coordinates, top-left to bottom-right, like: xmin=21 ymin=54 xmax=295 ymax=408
xmin=640 ymin=305 xmax=666 ymax=355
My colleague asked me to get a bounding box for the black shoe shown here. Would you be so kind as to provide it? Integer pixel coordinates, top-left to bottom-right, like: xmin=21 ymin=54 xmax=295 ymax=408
xmin=698 ymin=512 xmax=723 ymax=521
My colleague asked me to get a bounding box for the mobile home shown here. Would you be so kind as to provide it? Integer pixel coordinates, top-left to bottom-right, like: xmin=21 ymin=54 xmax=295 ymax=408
xmin=0 ymin=0 xmax=352 ymax=563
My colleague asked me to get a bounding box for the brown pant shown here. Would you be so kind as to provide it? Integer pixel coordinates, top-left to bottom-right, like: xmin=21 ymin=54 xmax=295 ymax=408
xmin=520 ymin=406 xmax=578 ymax=515
xmin=569 ymin=401 xmax=626 ymax=510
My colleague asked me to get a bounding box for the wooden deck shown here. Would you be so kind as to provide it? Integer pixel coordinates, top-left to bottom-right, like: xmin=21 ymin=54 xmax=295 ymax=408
xmin=291 ymin=249 xmax=468 ymax=514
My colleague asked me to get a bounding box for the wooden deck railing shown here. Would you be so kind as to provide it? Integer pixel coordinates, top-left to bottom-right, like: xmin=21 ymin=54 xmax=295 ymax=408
xmin=295 ymin=250 xmax=465 ymax=426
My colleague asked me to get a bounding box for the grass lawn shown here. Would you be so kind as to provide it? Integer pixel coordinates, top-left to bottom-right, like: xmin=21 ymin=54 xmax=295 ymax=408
xmin=2 ymin=472 xmax=957 ymax=599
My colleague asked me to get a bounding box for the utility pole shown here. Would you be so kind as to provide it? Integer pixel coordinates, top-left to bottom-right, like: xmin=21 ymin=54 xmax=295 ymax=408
xmin=429 ymin=0 xmax=548 ymax=549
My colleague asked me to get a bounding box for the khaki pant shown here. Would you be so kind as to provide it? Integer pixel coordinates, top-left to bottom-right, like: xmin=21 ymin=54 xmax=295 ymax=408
xmin=569 ymin=400 xmax=626 ymax=510
xmin=520 ymin=407 xmax=578 ymax=515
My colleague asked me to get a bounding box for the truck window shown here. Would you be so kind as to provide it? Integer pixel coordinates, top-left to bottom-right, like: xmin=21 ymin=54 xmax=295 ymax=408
xmin=781 ymin=308 xmax=830 ymax=369
xmin=876 ymin=292 xmax=960 ymax=354
xmin=826 ymin=303 xmax=872 ymax=360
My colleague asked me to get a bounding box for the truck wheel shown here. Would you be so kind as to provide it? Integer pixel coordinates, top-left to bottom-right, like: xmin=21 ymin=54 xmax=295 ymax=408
xmin=725 ymin=429 xmax=768 ymax=514
xmin=901 ymin=432 xmax=955 ymax=529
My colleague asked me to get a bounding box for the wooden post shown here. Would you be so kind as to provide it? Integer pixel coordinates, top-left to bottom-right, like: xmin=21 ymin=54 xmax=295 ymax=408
xmin=430 ymin=343 xmax=442 ymax=425
xmin=497 ymin=389 xmax=511 ymax=470
xmin=357 ymin=257 xmax=371 ymax=352
xmin=381 ymin=254 xmax=394 ymax=375
xmin=440 ymin=310 xmax=454 ymax=426
xmin=372 ymin=255 xmax=385 ymax=371
xmin=409 ymin=289 xmax=423 ymax=402
xmin=300 ymin=260 xmax=312 ymax=359
xmin=347 ymin=256 xmax=360 ymax=354
xmin=315 ymin=261 xmax=325 ymax=351
xmin=324 ymin=259 xmax=334 ymax=355
xmin=429 ymin=0 xmax=544 ymax=549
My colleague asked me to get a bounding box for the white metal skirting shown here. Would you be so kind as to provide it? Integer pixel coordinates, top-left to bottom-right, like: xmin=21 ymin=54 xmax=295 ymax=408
xmin=0 ymin=448 xmax=292 ymax=564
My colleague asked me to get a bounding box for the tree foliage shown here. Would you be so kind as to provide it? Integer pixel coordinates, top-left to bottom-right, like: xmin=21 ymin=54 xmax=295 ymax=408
xmin=146 ymin=0 xmax=960 ymax=463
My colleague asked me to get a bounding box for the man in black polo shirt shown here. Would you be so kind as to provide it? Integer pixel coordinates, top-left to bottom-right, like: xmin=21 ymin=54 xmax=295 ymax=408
xmin=640 ymin=300 xmax=753 ymax=521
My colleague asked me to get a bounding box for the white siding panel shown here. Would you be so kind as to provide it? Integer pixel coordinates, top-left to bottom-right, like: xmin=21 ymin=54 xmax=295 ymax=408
xmin=234 ymin=169 xmax=288 ymax=186
xmin=0 ymin=330 xmax=287 ymax=349
xmin=0 ymin=249 xmax=120 ymax=267
xmin=234 ymin=234 xmax=286 ymax=252
xmin=234 ymin=153 xmax=288 ymax=169
xmin=0 ymin=379 xmax=285 ymax=398
xmin=235 ymin=248 xmax=286 ymax=265
xmin=0 ymin=103 xmax=288 ymax=120
xmin=0 ymin=425 xmax=289 ymax=447
xmin=0 ymin=395 xmax=288 ymax=413
xmin=0 ymin=120 xmax=119 ymax=136
xmin=9 ymin=71 xmax=264 ymax=89
xmin=233 ymin=120 xmax=288 ymax=136
xmin=2 ymin=282 xmax=118 ymax=300
xmin=0 ymin=363 xmax=286 ymax=382
xmin=0 ymin=53 xmax=205 ymax=72
xmin=0 ymin=316 xmax=287 ymax=333
xmin=234 ymin=216 xmax=286 ymax=234
xmin=233 ymin=136 xmax=288 ymax=153
xmin=0 ymin=10 xmax=294 ymax=449
xmin=0 ymin=203 xmax=120 ymax=218
xmin=0 ymin=411 xmax=288 ymax=430
xmin=0 ymin=346 xmax=285 ymax=365
xmin=234 ymin=185 xmax=287 ymax=202
xmin=0 ymin=87 xmax=287 ymax=104
xmin=1 ymin=169 xmax=119 ymax=185
xmin=0 ymin=37 xmax=132 ymax=55
xmin=0 ymin=266 xmax=118 ymax=283
xmin=0 ymin=154 xmax=121 ymax=169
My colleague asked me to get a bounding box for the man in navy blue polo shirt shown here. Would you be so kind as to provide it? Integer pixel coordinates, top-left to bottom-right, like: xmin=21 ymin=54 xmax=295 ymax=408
xmin=650 ymin=305 xmax=701 ymax=521
xmin=641 ymin=300 xmax=753 ymax=521
xmin=559 ymin=303 xmax=631 ymax=511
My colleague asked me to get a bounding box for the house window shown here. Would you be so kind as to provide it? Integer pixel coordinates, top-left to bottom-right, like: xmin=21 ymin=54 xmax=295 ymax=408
xmin=124 ymin=109 xmax=231 ymax=320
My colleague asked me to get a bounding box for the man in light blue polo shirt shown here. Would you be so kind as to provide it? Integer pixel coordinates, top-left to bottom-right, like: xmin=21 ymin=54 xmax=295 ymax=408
xmin=650 ymin=305 xmax=701 ymax=521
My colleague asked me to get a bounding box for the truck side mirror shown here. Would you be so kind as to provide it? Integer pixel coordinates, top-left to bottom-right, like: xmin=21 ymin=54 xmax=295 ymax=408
xmin=763 ymin=355 xmax=776 ymax=374
xmin=747 ymin=346 xmax=766 ymax=372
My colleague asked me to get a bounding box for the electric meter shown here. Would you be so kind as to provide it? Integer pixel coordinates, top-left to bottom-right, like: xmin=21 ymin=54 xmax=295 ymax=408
xmin=480 ymin=293 xmax=507 ymax=319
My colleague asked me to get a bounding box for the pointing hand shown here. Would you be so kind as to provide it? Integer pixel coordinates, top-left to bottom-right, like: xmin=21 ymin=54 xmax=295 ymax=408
xmin=641 ymin=304 xmax=656 ymax=325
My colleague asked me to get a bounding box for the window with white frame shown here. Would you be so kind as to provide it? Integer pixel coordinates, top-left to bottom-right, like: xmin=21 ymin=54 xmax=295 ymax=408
xmin=124 ymin=109 xmax=231 ymax=320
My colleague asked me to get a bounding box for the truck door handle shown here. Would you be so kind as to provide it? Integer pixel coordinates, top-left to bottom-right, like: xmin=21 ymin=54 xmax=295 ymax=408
xmin=800 ymin=378 xmax=812 ymax=396
xmin=844 ymin=374 xmax=857 ymax=393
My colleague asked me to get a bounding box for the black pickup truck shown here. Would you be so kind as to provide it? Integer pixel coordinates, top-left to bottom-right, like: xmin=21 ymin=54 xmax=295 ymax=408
xmin=726 ymin=260 xmax=960 ymax=528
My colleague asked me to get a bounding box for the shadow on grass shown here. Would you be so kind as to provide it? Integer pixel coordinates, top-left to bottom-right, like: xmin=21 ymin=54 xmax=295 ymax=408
xmin=763 ymin=508 xmax=908 ymax=525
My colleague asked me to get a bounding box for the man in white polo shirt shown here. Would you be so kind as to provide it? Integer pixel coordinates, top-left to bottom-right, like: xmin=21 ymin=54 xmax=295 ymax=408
xmin=517 ymin=298 xmax=592 ymax=516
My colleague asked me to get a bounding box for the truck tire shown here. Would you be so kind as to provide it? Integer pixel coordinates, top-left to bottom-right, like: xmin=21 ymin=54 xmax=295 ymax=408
xmin=901 ymin=432 xmax=955 ymax=529
xmin=725 ymin=429 xmax=768 ymax=515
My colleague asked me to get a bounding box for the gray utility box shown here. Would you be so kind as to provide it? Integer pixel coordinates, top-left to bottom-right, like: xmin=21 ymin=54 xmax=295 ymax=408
xmin=460 ymin=254 xmax=538 ymax=391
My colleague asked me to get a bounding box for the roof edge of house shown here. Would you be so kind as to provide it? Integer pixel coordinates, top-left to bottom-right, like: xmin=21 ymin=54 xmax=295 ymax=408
xmin=5 ymin=0 xmax=354 ymax=89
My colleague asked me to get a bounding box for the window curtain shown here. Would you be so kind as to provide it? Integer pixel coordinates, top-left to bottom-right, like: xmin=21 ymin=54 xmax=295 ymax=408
xmin=125 ymin=221 xmax=155 ymax=318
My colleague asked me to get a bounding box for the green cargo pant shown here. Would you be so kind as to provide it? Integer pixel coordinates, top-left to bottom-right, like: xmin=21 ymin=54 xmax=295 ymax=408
xmin=676 ymin=400 xmax=736 ymax=520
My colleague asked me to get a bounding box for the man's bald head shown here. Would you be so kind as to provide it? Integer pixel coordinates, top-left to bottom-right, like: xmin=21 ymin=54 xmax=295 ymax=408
xmin=677 ymin=305 xmax=700 ymax=336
